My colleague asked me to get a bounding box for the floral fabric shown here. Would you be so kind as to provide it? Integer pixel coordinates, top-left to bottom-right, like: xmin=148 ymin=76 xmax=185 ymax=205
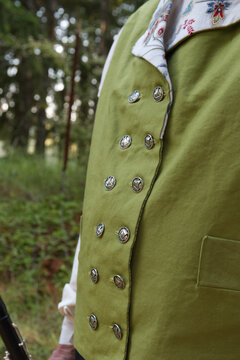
xmin=132 ymin=0 xmax=240 ymax=138
xmin=133 ymin=0 xmax=240 ymax=64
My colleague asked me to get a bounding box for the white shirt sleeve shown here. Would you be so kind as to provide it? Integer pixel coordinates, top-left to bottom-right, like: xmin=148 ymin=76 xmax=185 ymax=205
xmin=58 ymin=236 xmax=80 ymax=345
xmin=98 ymin=28 xmax=123 ymax=97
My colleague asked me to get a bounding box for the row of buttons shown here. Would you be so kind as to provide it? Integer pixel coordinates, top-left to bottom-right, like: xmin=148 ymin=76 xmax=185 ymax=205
xmin=120 ymin=133 xmax=155 ymax=150
xmin=88 ymin=87 xmax=165 ymax=341
xmin=91 ymin=269 xmax=125 ymax=289
xmin=128 ymin=86 xmax=165 ymax=103
xmin=96 ymin=223 xmax=130 ymax=244
xmin=90 ymin=224 xmax=129 ymax=338
xmin=89 ymin=315 xmax=123 ymax=340
xmin=104 ymin=176 xmax=144 ymax=193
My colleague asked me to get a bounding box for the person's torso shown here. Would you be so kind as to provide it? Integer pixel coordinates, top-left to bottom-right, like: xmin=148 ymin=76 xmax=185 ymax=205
xmin=74 ymin=1 xmax=240 ymax=359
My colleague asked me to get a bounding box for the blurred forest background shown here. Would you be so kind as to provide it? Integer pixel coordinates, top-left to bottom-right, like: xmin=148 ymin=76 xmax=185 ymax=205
xmin=0 ymin=0 xmax=145 ymax=358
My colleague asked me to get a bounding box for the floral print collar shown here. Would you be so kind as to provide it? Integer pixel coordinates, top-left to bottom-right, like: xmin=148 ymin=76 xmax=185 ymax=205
xmin=132 ymin=0 xmax=240 ymax=77
xmin=132 ymin=0 xmax=240 ymax=138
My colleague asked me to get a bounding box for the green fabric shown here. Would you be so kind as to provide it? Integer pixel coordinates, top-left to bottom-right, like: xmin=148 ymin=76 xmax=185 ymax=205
xmin=74 ymin=0 xmax=240 ymax=358
xmin=197 ymin=235 xmax=240 ymax=291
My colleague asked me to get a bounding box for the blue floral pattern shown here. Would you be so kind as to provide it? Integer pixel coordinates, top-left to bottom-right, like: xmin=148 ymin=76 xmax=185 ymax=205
xmin=206 ymin=1 xmax=232 ymax=24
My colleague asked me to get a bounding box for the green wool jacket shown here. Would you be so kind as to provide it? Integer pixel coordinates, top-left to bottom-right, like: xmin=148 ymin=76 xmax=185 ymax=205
xmin=74 ymin=1 xmax=240 ymax=359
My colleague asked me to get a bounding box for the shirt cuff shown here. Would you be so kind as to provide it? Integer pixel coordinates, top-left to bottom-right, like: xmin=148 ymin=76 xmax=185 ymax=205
xmin=58 ymin=284 xmax=76 ymax=320
xmin=59 ymin=316 xmax=74 ymax=345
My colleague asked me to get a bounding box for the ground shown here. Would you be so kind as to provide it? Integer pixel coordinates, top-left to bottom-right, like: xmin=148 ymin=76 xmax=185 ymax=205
xmin=0 ymin=154 xmax=86 ymax=359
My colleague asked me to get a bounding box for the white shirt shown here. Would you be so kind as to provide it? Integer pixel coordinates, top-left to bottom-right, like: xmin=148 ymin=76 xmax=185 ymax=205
xmin=58 ymin=0 xmax=240 ymax=344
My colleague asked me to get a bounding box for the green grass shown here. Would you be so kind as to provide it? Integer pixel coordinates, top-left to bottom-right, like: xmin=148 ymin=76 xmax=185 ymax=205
xmin=0 ymin=154 xmax=86 ymax=359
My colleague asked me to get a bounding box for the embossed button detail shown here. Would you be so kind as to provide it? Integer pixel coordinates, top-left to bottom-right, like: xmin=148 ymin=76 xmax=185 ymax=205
xmin=132 ymin=177 xmax=144 ymax=193
xmin=145 ymin=134 xmax=155 ymax=150
xmin=96 ymin=223 xmax=105 ymax=238
xmin=90 ymin=268 xmax=99 ymax=284
xmin=118 ymin=227 xmax=130 ymax=244
xmin=153 ymin=86 xmax=165 ymax=102
xmin=104 ymin=176 xmax=116 ymax=191
xmin=128 ymin=90 xmax=141 ymax=103
xmin=113 ymin=324 xmax=123 ymax=340
xmin=114 ymin=275 xmax=125 ymax=289
xmin=89 ymin=314 xmax=98 ymax=330
xmin=120 ymin=135 xmax=132 ymax=150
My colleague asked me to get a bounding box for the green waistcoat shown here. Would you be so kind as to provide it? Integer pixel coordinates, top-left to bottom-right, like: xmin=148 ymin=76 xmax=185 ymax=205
xmin=74 ymin=1 xmax=240 ymax=359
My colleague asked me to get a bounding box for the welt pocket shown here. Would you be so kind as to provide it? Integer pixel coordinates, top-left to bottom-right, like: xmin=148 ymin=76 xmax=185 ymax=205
xmin=197 ymin=235 xmax=240 ymax=292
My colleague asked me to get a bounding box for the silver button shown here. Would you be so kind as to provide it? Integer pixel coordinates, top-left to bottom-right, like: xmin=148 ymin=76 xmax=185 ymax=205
xmin=113 ymin=324 xmax=122 ymax=340
xmin=128 ymin=90 xmax=141 ymax=103
xmin=132 ymin=177 xmax=144 ymax=193
xmin=104 ymin=176 xmax=116 ymax=191
xmin=153 ymin=86 xmax=165 ymax=102
xmin=118 ymin=227 xmax=130 ymax=244
xmin=114 ymin=275 xmax=125 ymax=290
xmin=96 ymin=223 xmax=105 ymax=237
xmin=145 ymin=134 xmax=155 ymax=150
xmin=90 ymin=268 xmax=99 ymax=284
xmin=120 ymin=135 xmax=132 ymax=150
xmin=89 ymin=314 xmax=98 ymax=330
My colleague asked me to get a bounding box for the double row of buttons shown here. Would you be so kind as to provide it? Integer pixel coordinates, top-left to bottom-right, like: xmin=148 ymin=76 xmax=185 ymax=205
xmin=92 ymin=224 xmax=128 ymax=286
xmin=120 ymin=133 xmax=155 ymax=150
xmin=128 ymin=86 xmax=165 ymax=103
xmin=104 ymin=132 xmax=155 ymax=194
xmin=96 ymin=223 xmax=130 ymax=244
xmin=105 ymin=128 xmax=155 ymax=194
xmin=105 ymin=175 xmax=144 ymax=193
xmin=89 ymin=222 xmax=128 ymax=339
xmin=89 ymin=314 xmax=123 ymax=340
xmin=88 ymin=86 xmax=165 ymax=341
xmin=90 ymin=268 xmax=125 ymax=290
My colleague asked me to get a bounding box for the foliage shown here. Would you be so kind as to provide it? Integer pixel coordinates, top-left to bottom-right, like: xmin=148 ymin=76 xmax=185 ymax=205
xmin=0 ymin=154 xmax=85 ymax=358
xmin=0 ymin=281 xmax=62 ymax=359
xmin=0 ymin=0 xmax=146 ymax=154
xmin=0 ymin=154 xmax=84 ymax=290
xmin=0 ymin=0 xmax=40 ymax=40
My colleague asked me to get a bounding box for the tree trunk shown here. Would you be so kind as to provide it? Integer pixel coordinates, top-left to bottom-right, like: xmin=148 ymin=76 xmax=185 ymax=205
xmin=35 ymin=107 xmax=46 ymax=154
xmin=45 ymin=0 xmax=58 ymax=41
xmin=63 ymin=20 xmax=80 ymax=172
xmin=100 ymin=0 xmax=110 ymax=56
xmin=11 ymin=59 xmax=33 ymax=151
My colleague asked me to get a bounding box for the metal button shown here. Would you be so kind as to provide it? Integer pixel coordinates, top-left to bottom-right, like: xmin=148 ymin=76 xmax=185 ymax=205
xmin=114 ymin=275 xmax=125 ymax=290
xmin=104 ymin=176 xmax=116 ymax=191
xmin=120 ymin=135 xmax=132 ymax=150
xmin=96 ymin=223 xmax=105 ymax=238
xmin=153 ymin=86 xmax=165 ymax=102
xmin=90 ymin=268 xmax=99 ymax=284
xmin=132 ymin=177 xmax=144 ymax=193
xmin=89 ymin=314 xmax=98 ymax=330
xmin=128 ymin=90 xmax=141 ymax=103
xmin=113 ymin=324 xmax=122 ymax=340
xmin=145 ymin=134 xmax=155 ymax=150
xmin=118 ymin=227 xmax=130 ymax=244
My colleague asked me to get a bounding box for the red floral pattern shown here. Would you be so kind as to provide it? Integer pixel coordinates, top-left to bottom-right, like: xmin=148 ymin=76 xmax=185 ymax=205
xmin=183 ymin=19 xmax=195 ymax=34
xmin=206 ymin=0 xmax=231 ymax=25
xmin=143 ymin=0 xmax=172 ymax=45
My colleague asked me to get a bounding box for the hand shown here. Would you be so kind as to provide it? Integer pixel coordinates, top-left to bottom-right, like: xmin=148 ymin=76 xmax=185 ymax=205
xmin=49 ymin=344 xmax=75 ymax=360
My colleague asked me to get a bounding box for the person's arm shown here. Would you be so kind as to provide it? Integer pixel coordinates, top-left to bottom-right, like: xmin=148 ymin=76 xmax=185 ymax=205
xmin=48 ymin=237 xmax=80 ymax=360
xmin=58 ymin=236 xmax=80 ymax=344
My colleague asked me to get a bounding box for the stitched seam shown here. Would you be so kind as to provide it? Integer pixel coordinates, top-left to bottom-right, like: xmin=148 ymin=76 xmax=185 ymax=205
xmin=196 ymin=234 xmax=208 ymax=287
xmin=197 ymin=283 xmax=240 ymax=293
